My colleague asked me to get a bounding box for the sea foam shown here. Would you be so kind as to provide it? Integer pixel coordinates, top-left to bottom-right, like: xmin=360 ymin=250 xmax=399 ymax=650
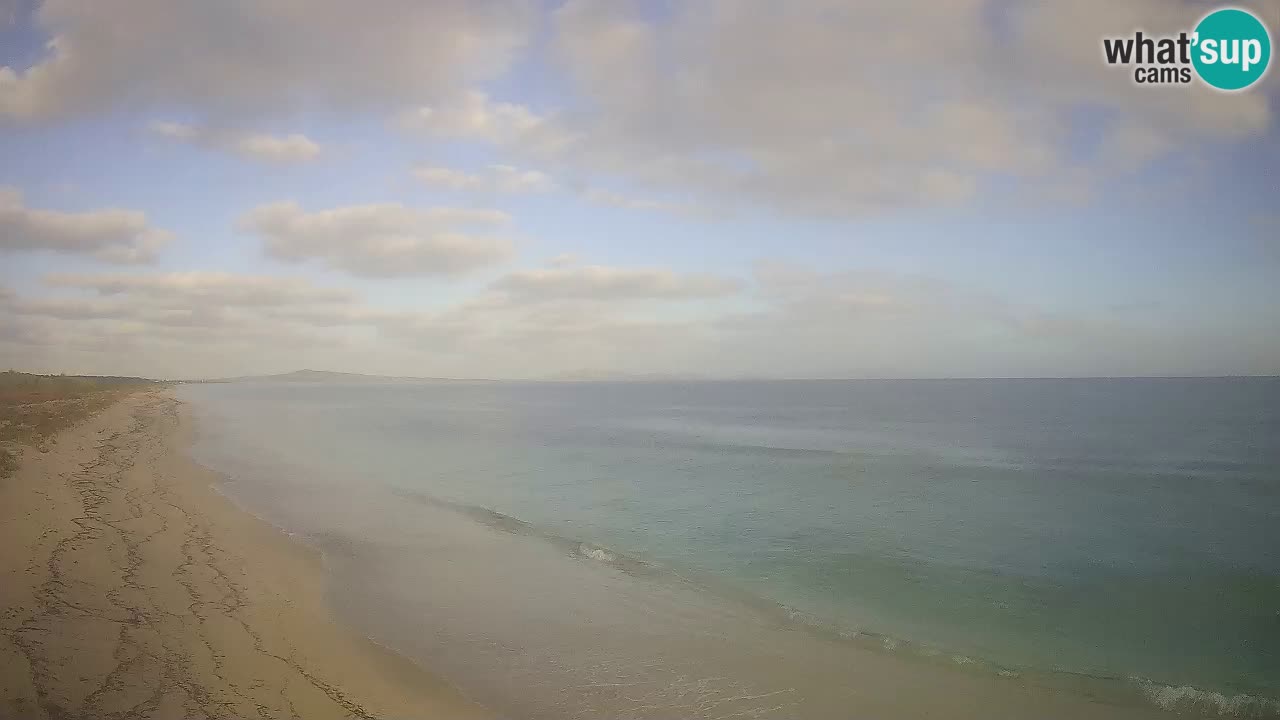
xmin=1138 ymin=679 xmax=1280 ymax=718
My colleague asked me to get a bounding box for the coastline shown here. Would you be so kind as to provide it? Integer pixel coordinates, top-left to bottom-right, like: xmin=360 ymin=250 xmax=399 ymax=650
xmin=0 ymin=390 xmax=493 ymax=719
xmin=3 ymin=384 xmax=1272 ymax=719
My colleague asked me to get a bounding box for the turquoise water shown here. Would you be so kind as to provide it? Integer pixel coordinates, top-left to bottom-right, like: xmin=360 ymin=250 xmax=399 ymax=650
xmin=179 ymin=378 xmax=1280 ymax=718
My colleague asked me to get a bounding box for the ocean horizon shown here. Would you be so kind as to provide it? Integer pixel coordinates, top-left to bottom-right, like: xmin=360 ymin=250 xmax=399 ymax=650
xmin=178 ymin=377 xmax=1280 ymax=719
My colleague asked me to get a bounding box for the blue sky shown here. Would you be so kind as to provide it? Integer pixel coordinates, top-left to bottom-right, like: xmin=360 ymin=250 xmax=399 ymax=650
xmin=1 ymin=0 xmax=1277 ymax=379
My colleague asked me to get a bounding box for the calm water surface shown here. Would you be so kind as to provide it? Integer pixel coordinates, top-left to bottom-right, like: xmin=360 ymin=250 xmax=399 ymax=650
xmin=178 ymin=378 xmax=1280 ymax=718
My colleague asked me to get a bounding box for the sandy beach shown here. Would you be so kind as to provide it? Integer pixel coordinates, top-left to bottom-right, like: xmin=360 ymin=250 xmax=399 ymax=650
xmin=1 ymin=382 xmax=1268 ymax=719
xmin=0 ymin=390 xmax=493 ymax=720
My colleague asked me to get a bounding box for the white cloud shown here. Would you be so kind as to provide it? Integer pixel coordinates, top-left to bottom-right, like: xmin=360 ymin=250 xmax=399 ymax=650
xmin=369 ymin=259 xmax=1208 ymax=379
xmin=531 ymin=0 xmax=1028 ymax=215
xmin=411 ymin=164 xmax=701 ymax=216
xmin=10 ymin=295 xmax=254 ymax=331
xmin=398 ymin=90 xmax=554 ymax=144
xmin=264 ymin=305 xmax=399 ymax=328
xmin=412 ymin=167 xmax=480 ymax=191
xmin=0 ymin=186 xmax=170 ymax=263
xmin=373 ymin=287 xmax=715 ymax=376
xmin=706 ymin=261 xmax=1221 ymax=378
xmin=394 ymin=0 xmax=1273 ymax=219
xmin=45 ymin=271 xmax=355 ymax=306
xmin=148 ymin=120 xmax=198 ymax=141
xmin=3 ymin=260 xmax=1275 ymax=379
xmin=232 ymin=133 xmax=321 ymax=163
xmin=10 ymin=296 xmax=131 ymax=320
xmin=1 ymin=2 xmax=1276 ymax=379
xmin=315 ymin=261 xmax=743 ymax=375
xmin=0 ymin=0 xmax=533 ymax=120
xmin=493 ymin=263 xmax=741 ymax=301
xmin=150 ymin=121 xmax=322 ymax=163
xmin=413 ymin=164 xmax=556 ymax=193
xmin=241 ymin=201 xmax=516 ymax=278
xmin=1 ymin=270 xmax=377 ymax=377
xmin=0 ymin=309 xmax=362 ymax=379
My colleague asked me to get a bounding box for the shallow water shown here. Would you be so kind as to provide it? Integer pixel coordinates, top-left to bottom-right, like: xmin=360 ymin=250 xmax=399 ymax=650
xmin=178 ymin=378 xmax=1280 ymax=718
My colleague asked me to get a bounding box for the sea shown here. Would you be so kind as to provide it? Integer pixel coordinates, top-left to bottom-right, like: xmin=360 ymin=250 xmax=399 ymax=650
xmin=176 ymin=377 xmax=1280 ymax=719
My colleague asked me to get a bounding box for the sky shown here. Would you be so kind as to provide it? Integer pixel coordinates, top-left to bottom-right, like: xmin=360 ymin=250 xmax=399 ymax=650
xmin=0 ymin=0 xmax=1277 ymax=380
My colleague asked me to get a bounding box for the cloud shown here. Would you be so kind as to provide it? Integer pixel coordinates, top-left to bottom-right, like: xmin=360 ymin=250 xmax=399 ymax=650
xmin=375 ymin=261 xmax=1078 ymax=379
xmin=534 ymin=0 xmax=1043 ymax=216
xmin=705 ymin=261 xmax=1212 ymax=378
xmin=374 ymin=287 xmax=714 ymax=376
xmin=0 ymin=0 xmax=533 ymax=120
xmin=44 ymin=271 xmax=355 ymax=306
xmin=1 ymin=270 xmax=374 ymax=377
xmin=150 ymin=121 xmax=321 ymax=163
xmin=0 ymin=307 xmax=362 ymax=378
xmin=393 ymin=2 xmax=1017 ymax=217
xmin=360 ymin=261 xmax=744 ymax=376
xmin=396 ymin=0 xmax=1273 ymax=219
xmin=398 ymin=90 xmax=554 ymax=144
xmin=10 ymin=296 xmax=134 ymax=320
xmin=411 ymin=164 xmax=701 ymax=217
xmin=0 ymin=313 xmax=62 ymax=349
xmin=4 ymin=258 xmax=1276 ymax=379
xmin=0 ymin=186 xmax=170 ymax=262
xmin=413 ymin=164 xmax=556 ymax=193
xmin=263 ymin=305 xmax=399 ymax=328
xmin=493 ymin=263 xmax=741 ymax=301
xmin=9 ymin=294 xmax=252 ymax=331
xmin=240 ymin=201 xmax=516 ymax=278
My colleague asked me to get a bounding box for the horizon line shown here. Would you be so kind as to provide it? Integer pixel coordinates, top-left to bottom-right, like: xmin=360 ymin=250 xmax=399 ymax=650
xmin=8 ymin=369 xmax=1279 ymax=384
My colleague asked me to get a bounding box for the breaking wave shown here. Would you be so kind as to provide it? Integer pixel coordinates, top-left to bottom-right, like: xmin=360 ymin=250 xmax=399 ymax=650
xmin=391 ymin=487 xmax=1280 ymax=718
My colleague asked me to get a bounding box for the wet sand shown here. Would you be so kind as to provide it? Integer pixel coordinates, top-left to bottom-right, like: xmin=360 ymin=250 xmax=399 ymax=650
xmin=0 ymin=387 xmax=1229 ymax=720
xmin=0 ymin=391 xmax=492 ymax=719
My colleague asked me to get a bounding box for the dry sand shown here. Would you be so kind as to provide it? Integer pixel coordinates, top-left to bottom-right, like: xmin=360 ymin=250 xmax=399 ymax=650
xmin=0 ymin=390 xmax=493 ymax=720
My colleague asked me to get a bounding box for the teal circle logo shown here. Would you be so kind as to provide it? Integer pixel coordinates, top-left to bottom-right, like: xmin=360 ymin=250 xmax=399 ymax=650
xmin=1192 ymin=8 xmax=1271 ymax=91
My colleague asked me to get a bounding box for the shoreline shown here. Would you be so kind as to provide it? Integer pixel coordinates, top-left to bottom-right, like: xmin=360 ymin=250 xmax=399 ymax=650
xmin=179 ymin=382 xmax=1274 ymax=720
xmin=0 ymin=390 xmax=493 ymax=719
xmin=4 ymin=386 xmax=1273 ymax=719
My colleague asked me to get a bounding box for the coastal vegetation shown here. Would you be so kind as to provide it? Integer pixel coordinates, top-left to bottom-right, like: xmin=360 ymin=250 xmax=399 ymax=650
xmin=0 ymin=371 xmax=160 ymax=476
